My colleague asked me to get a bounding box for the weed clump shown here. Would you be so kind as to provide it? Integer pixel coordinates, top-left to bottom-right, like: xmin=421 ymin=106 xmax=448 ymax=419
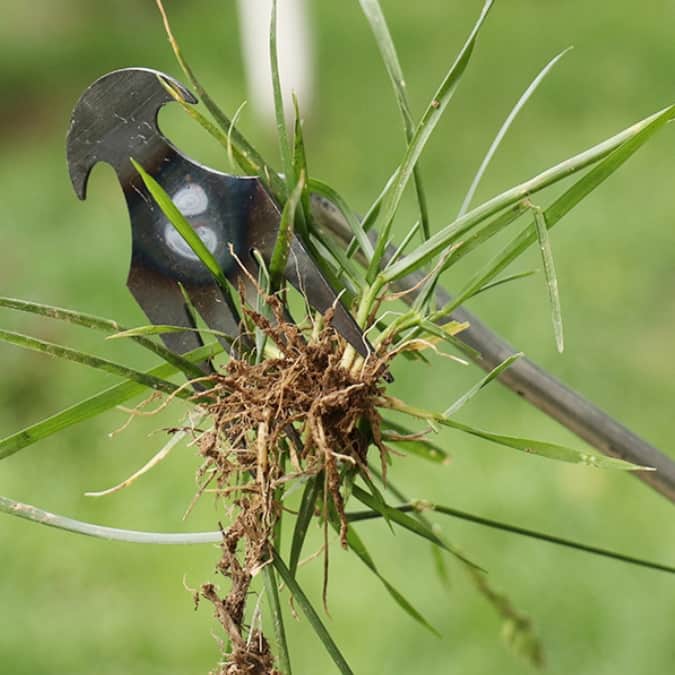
xmin=192 ymin=294 xmax=390 ymax=673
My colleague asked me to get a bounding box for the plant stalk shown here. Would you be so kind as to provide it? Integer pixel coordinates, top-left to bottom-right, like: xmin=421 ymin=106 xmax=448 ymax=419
xmin=263 ymin=564 xmax=292 ymax=675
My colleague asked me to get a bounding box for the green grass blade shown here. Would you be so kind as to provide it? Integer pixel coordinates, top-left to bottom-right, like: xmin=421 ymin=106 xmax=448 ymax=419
xmin=415 ymin=320 xmax=480 ymax=362
xmin=289 ymin=477 xmax=320 ymax=577
xmin=159 ymin=75 xmax=234 ymax=153
xmin=364 ymin=470 xmax=543 ymax=668
xmin=251 ymin=250 xmax=272 ymax=363
xmin=0 ymin=329 xmax=190 ymax=398
xmin=351 ymin=485 xmax=482 ymax=570
xmin=310 ymin=234 xmax=364 ymax=294
xmin=131 ymin=159 xmax=231 ymax=292
xmin=468 ymin=270 xmax=538 ymax=299
xmin=366 ymin=0 xmax=494 ymax=282
xmin=155 ymin=0 xmax=286 ymax=201
xmin=108 ymin=323 xmax=233 ymax=344
xmin=444 ymin=353 xmax=523 ymax=417
xmin=346 ymin=502 xmax=675 ymax=575
xmin=405 ymin=201 xmax=526 ymax=312
xmin=292 ymin=95 xmax=311 ymax=239
xmin=0 ymin=494 xmax=222 ymax=544
xmin=0 ymin=296 xmax=207 ymax=380
xmin=382 ymin=396 xmax=654 ymax=470
xmin=385 ymin=104 xmax=675 ymax=284
xmin=263 ymin=565 xmax=293 ymax=675
xmin=532 ymin=205 xmax=564 ymax=352
xmin=381 ymin=418 xmax=449 ymax=464
xmin=358 ymin=0 xmax=431 ymax=239
xmin=412 ymin=201 xmax=528 ymax=286
xmin=270 ymin=0 xmax=293 ymax=195
xmin=308 ymin=179 xmax=374 ymax=261
xmin=438 ymin=103 xmax=675 ymax=319
xmin=331 ymin=511 xmax=439 ymax=636
xmin=270 ymin=172 xmax=305 ymax=290
xmin=0 ymin=342 xmax=221 ymax=459
xmin=359 ymin=470 xmax=394 ymax=533
xmin=159 ymin=79 xmax=253 ymax=187
xmin=365 ymin=467 xmax=451 ymax=588
xmin=431 ymin=543 xmax=451 ymax=589
xmin=458 ymin=48 xmax=572 ymax=217
xmin=272 ymin=553 xmax=354 ymax=675
xmin=385 ymin=220 xmax=421 ymax=268
xmin=343 ymin=170 xmax=394 ymax=259
xmin=226 ymin=101 xmax=248 ymax=171
xmin=438 ymin=417 xmax=652 ymax=470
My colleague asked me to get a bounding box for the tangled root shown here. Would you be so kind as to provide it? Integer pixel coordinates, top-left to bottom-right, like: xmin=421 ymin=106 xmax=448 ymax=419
xmin=191 ymin=295 xmax=390 ymax=673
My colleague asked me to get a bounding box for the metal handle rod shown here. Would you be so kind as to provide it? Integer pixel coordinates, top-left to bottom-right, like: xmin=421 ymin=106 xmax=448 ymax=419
xmin=311 ymin=195 xmax=675 ymax=504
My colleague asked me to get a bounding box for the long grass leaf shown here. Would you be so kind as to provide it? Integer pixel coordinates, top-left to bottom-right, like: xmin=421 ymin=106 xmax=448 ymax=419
xmin=467 ymin=270 xmax=538 ymax=299
xmin=131 ymin=159 xmax=231 ymax=291
xmin=406 ymin=202 xmax=527 ymax=314
xmin=0 ymin=342 xmax=221 ymax=459
xmin=270 ymin=172 xmax=305 ymax=290
xmin=444 ymin=353 xmax=523 ymax=417
xmin=292 ymin=95 xmax=311 ymax=239
xmin=263 ymin=565 xmax=293 ymax=675
xmin=351 ymin=485 xmax=482 ymax=570
xmin=381 ymin=417 xmax=449 ymax=464
xmin=108 ymin=324 xmax=232 ymax=343
xmin=381 ymin=396 xmax=653 ymax=470
xmin=310 ymin=234 xmax=364 ymax=294
xmin=438 ymin=417 xmax=651 ymax=470
xmin=366 ymin=469 xmax=544 ymax=667
xmin=155 ymin=0 xmax=286 ymax=201
xmin=270 ymin=0 xmax=293 ymax=194
xmin=385 ymin=105 xmax=675 ymax=283
xmin=359 ymin=470 xmax=394 ymax=533
xmin=0 ymin=329 xmax=190 ymax=398
xmin=366 ymin=0 xmax=494 ymax=282
xmin=346 ymin=502 xmax=675 ymax=575
xmin=368 ymin=477 xmax=543 ymax=666
xmin=0 ymin=297 xmax=206 ymax=380
xmin=0 ymin=494 xmax=221 ymax=544
xmin=532 ymin=206 xmax=564 ymax=352
xmin=385 ymin=220 xmax=421 ymax=268
xmin=358 ymin=0 xmax=431 ymax=239
xmin=330 ymin=511 xmax=439 ymax=635
xmin=308 ymin=179 xmax=374 ymax=261
xmin=289 ymin=477 xmax=320 ymax=577
xmin=458 ymin=48 xmax=572 ymax=217
xmin=396 ymin=201 xmax=528 ymax=302
xmin=272 ymin=553 xmax=354 ymax=675
xmin=159 ymin=75 xmax=233 ymax=149
xmin=437 ymin=104 xmax=675 ymax=319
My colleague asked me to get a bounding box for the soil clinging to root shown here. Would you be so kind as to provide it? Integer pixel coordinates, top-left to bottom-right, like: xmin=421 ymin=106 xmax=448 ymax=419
xmin=191 ymin=296 xmax=390 ymax=674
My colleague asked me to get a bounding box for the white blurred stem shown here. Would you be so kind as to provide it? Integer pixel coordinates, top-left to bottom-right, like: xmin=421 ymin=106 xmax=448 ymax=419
xmin=236 ymin=0 xmax=314 ymax=126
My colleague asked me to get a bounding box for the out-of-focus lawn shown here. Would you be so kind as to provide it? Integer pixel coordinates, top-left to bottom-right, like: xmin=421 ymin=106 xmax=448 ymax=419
xmin=1 ymin=1 xmax=674 ymax=673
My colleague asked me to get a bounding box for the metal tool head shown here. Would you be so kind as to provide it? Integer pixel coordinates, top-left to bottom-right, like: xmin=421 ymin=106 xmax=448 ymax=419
xmin=67 ymin=67 xmax=196 ymax=200
xmin=66 ymin=67 xmax=370 ymax=363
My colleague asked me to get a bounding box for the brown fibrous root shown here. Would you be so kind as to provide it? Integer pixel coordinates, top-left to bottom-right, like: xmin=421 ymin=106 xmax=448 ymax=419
xmin=190 ymin=294 xmax=391 ymax=674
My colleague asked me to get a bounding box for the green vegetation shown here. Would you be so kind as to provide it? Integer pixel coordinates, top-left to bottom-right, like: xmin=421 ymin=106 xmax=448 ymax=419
xmin=1 ymin=2 xmax=674 ymax=674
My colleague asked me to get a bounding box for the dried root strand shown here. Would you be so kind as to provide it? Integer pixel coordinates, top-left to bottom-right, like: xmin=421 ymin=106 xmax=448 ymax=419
xmin=189 ymin=294 xmax=391 ymax=673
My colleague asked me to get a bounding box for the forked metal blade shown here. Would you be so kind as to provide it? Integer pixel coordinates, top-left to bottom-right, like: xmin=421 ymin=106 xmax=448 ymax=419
xmin=66 ymin=67 xmax=370 ymax=361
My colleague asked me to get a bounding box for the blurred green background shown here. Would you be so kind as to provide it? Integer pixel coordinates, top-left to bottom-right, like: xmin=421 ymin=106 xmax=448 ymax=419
xmin=1 ymin=1 xmax=674 ymax=673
